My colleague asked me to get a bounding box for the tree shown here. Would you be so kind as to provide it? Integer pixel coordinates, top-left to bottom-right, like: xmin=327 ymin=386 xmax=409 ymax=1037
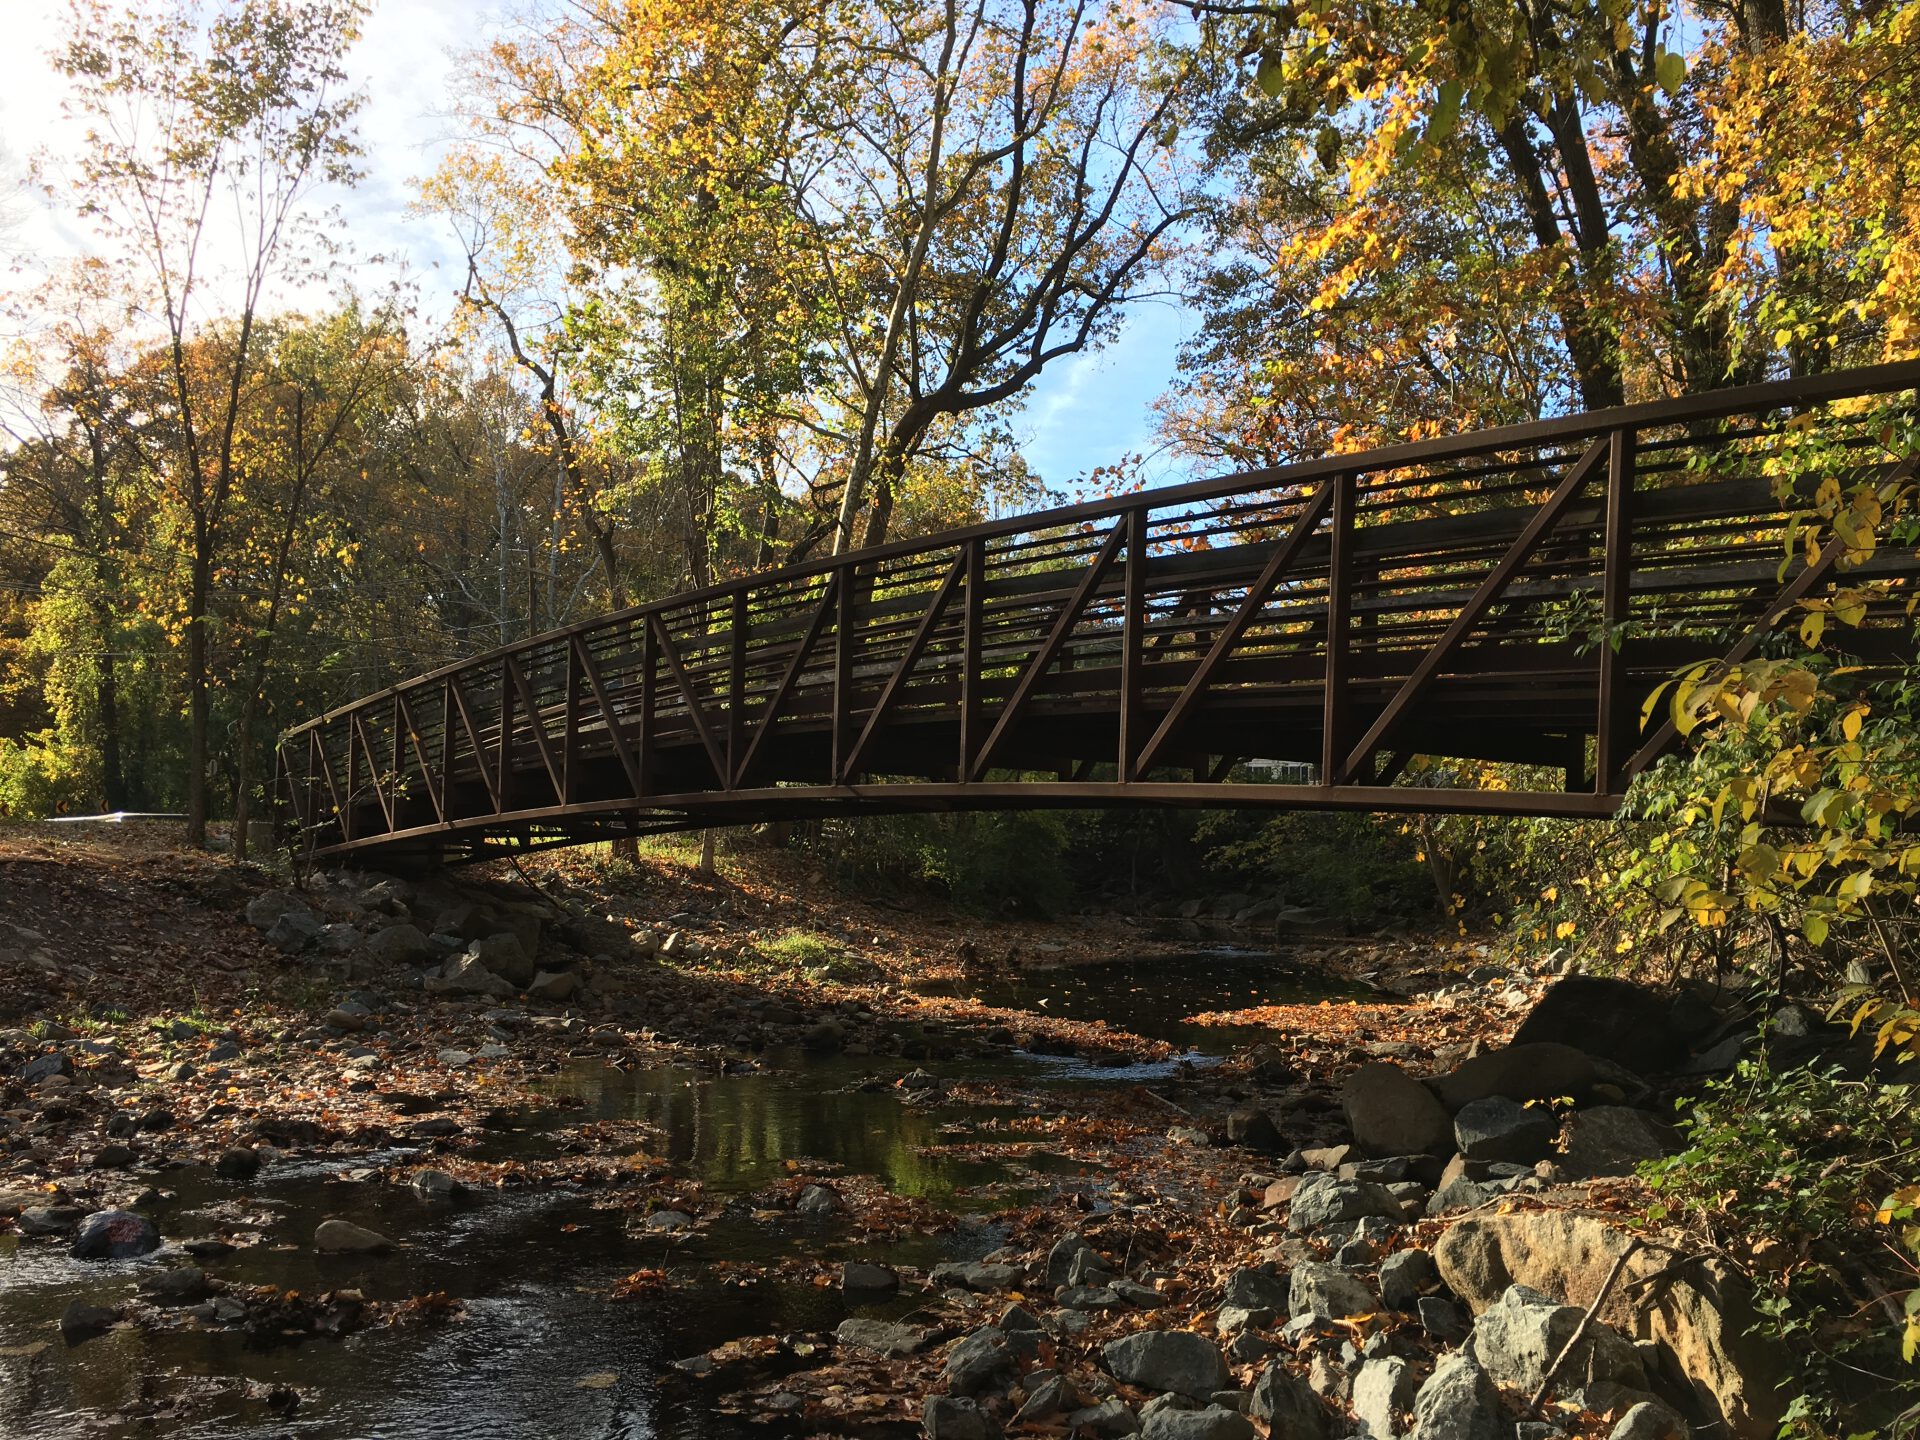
xmin=48 ymin=0 xmax=367 ymax=844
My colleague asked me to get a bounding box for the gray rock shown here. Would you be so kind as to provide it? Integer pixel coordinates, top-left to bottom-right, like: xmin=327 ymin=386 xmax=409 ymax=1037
xmin=1250 ymin=1364 xmax=1332 ymax=1438
xmin=18 ymin=1205 xmax=85 ymax=1236
xmin=1222 ymin=1266 xmax=1291 ymax=1314
xmin=1060 ymin=1285 xmax=1126 ymax=1311
xmin=1418 ymin=1296 xmax=1470 ymax=1344
xmin=1216 ymin=1304 xmax=1274 ymax=1336
xmin=1000 ymin=1302 xmax=1044 ymax=1331
xmin=1511 ymin=977 xmax=1699 ymax=1076
xmin=933 ymin=1260 xmax=1022 ymax=1291
xmin=1561 ymin=1107 xmax=1679 ymax=1177
xmin=70 ymin=1209 xmax=159 ymax=1259
xmin=139 ymin=1266 xmax=211 ymax=1307
xmin=1288 ymin=1262 xmax=1376 ymax=1321
xmin=1428 ymin=1042 xmax=1598 ymax=1112
xmin=1226 ymin=1107 xmax=1284 ymax=1152
xmin=1067 ymin=1399 xmax=1141 ymax=1437
xmin=22 ymin=1052 xmax=74 ymax=1084
xmin=795 ymin=1183 xmax=840 ymax=1217
xmin=1104 ymin=1330 xmax=1229 ymax=1400
xmin=837 ymin=1317 xmax=927 ymax=1357
xmin=1467 ymin=1284 xmax=1644 ymax=1397
xmin=314 ymin=1218 xmax=392 ymax=1254
xmin=1608 ymin=1401 xmax=1691 ymax=1440
xmin=1430 ymin=1209 xmax=1781 ymax=1440
xmin=1288 ymin=1173 xmax=1405 ymax=1233
xmin=643 ymin=1210 xmax=693 ymax=1232
xmin=265 ymin=907 xmax=324 ymax=953
xmin=1409 ymin=1355 xmax=1505 ymax=1440
xmin=215 ymin=1147 xmax=261 ymax=1180
xmin=1454 ymin=1097 xmax=1556 ymax=1164
xmin=1342 ymin=1063 xmax=1455 ymax=1158
xmin=1353 ymin=1357 xmax=1417 ymax=1440
xmin=925 ymin=1396 xmax=1001 ymax=1440
xmin=1114 ymin=1278 xmax=1169 ymax=1308
xmin=842 ymin=1261 xmax=900 ymax=1294
xmin=246 ymin=890 xmax=307 ymax=929
xmin=1426 ymin=1178 xmax=1494 ymax=1216
xmin=366 ymin=923 xmax=434 ymax=966
xmin=1017 ymin=1373 xmax=1082 ymax=1423
xmin=1141 ymin=1407 xmax=1254 ymax=1440
xmin=59 ymin=1300 xmax=117 ymax=1346
xmin=1376 ymin=1249 xmax=1437 ymax=1311
xmin=435 ymin=955 xmax=515 ymax=999
xmin=527 ymin=969 xmax=579 ymax=1002
xmin=947 ymin=1326 xmax=1015 ymax=1396
xmin=467 ymin=933 xmax=535 ymax=987
xmin=1226 ymin=1331 xmax=1275 ymax=1364
xmin=1049 ymin=1232 xmax=1096 ymax=1285
xmin=410 ymin=1169 xmax=459 ymax=1201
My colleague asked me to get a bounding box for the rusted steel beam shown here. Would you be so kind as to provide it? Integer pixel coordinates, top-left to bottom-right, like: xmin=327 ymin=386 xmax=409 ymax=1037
xmin=649 ymin=613 xmax=728 ymax=785
xmin=970 ymin=522 xmax=1129 ymax=781
xmin=1134 ymin=479 xmax=1337 ymax=777
xmin=447 ymin=677 xmax=501 ymax=812
xmin=503 ymin=652 xmax=565 ymax=804
xmin=1341 ymin=436 xmax=1611 ymax=782
xmin=738 ymin=573 xmax=840 ymax=787
xmin=843 ymin=558 xmax=962 ymax=782
xmin=396 ymin=690 xmax=446 ymax=826
xmin=1594 ymin=427 xmax=1634 ymax=794
xmin=572 ymin=633 xmax=644 ymax=800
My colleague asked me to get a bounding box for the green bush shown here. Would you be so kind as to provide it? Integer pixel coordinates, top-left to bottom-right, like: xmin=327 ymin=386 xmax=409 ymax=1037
xmin=1641 ymin=1057 xmax=1920 ymax=1436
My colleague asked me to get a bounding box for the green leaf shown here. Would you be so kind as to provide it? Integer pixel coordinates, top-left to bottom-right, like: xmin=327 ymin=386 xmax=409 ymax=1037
xmin=1255 ymin=54 xmax=1285 ymax=99
xmin=1426 ymin=79 xmax=1463 ymax=144
xmin=1654 ymin=49 xmax=1687 ymax=96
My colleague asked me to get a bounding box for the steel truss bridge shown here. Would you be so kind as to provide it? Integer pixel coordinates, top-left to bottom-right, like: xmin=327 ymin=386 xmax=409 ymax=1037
xmin=279 ymin=363 xmax=1920 ymax=865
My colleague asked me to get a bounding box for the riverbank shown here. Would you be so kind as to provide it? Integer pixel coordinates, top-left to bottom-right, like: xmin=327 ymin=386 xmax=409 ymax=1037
xmin=0 ymin=826 xmax=1805 ymax=1440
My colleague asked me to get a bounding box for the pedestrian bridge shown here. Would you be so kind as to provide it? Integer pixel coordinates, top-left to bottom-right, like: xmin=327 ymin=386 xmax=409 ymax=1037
xmin=278 ymin=363 xmax=1920 ymax=864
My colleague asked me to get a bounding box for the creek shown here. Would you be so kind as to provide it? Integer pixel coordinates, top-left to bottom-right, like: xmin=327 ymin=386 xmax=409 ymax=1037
xmin=0 ymin=950 xmax=1358 ymax=1438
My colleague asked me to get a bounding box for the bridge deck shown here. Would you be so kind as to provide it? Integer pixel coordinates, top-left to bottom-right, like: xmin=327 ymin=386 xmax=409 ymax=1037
xmin=279 ymin=363 xmax=1920 ymax=864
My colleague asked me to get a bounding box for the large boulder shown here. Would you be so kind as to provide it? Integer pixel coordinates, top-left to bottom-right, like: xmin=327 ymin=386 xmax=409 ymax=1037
xmin=925 ymin=1396 xmax=1001 ymax=1440
xmin=1342 ymin=1063 xmax=1455 ymax=1158
xmin=70 ymin=1209 xmax=159 ymax=1259
xmin=1510 ymin=977 xmax=1707 ymax=1075
xmin=1409 ymin=1355 xmax=1505 ymax=1440
xmin=1428 ymin=1042 xmax=1597 ymax=1112
xmin=1104 ymin=1331 xmax=1229 ymax=1400
xmin=1251 ymin=1363 xmax=1331 ymax=1438
xmin=1466 ymin=1284 xmax=1644 ymax=1397
xmin=1433 ymin=1211 xmax=1781 ymax=1439
xmin=1562 ymin=1107 xmax=1681 ymax=1178
xmin=946 ymin=1328 xmax=1016 ymax=1395
xmin=1289 ymin=1173 xmax=1404 ymax=1233
xmin=1289 ymin=1262 xmax=1377 ymax=1321
xmin=365 ymin=923 xmax=434 ymax=966
xmin=1353 ymin=1356 xmax=1418 ymax=1440
xmin=1453 ymin=1097 xmax=1556 ymax=1164
xmin=435 ymin=954 xmax=516 ymax=999
xmin=467 ymin=933 xmax=536 ymax=987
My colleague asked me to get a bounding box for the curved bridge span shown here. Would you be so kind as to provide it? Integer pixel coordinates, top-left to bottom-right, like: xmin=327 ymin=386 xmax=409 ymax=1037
xmin=280 ymin=364 xmax=1920 ymax=864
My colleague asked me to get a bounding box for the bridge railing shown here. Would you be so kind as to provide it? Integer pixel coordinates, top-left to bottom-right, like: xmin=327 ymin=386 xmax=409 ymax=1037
xmin=279 ymin=360 xmax=1920 ymax=859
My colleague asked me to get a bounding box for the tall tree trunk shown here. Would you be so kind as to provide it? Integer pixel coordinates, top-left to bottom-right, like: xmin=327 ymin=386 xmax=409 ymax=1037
xmin=96 ymin=617 xmax=126 ymax=813
xmin=185 ymin=540 xmax=212 ymax=845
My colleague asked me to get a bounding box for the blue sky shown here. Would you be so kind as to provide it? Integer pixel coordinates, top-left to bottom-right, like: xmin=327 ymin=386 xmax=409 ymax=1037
xmin=4 ymin=0 xmax=1195 ymax=498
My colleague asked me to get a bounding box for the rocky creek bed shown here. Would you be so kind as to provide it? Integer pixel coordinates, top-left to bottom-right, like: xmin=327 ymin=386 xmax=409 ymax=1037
xmin=0 ymin=828 xmax=1854 ymax=1439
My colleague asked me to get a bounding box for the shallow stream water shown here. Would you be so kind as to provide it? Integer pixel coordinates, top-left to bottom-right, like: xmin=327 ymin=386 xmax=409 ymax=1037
xmin=0 ymin=950 xmax=1359 ymax=1439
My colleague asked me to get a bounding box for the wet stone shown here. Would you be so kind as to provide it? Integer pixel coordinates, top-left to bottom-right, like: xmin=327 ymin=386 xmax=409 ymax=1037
xmin=215 ymin=1148 xmax=261 ymax=1181
xmin=314 ymin=1218 xmax=392 ymax=1254
xmin=838 ymin=1318 xmax=927 ymax=1357
xmin=60 ymin=1300 xmax=118 ymax=1346
xmin=71 ymin=1209 xmax=159 ymax=1259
